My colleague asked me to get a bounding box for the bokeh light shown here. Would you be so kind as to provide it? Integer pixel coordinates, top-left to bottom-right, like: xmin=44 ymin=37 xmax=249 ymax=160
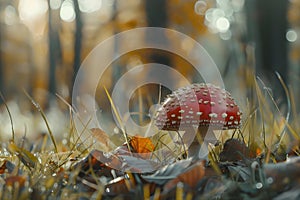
xmin=50 ymin=0 xmax=62 ymax=10
xmin=219 ymin=30 xmax=232 ymax=40
xmin=286 ymin=29 xmax=297 ymax=42
xmin=60 ymin=0 xmax=76 ymax=22
xmin=4 ymin=5 xmax=18 ymax=26
xmin=216 ymin=17 xmax=230 ymax=32
xmin=79 ymin=0 xmax=102 ymax=13
xmin=18 ymin=0 xmax=48 ymax=21
xmin=194 ymin=0 xmax=207 ymax=15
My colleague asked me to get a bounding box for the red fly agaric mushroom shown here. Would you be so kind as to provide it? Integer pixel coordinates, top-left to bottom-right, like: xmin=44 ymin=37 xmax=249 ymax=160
xmin=154 ymin=83 xmax=242 ymax=157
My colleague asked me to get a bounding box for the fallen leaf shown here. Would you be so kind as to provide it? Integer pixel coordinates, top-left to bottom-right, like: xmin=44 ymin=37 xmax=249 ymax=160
xmin=219 ymin=139 xmax=254 ymax=162
xmin=129 ymin=136 xmax=155 ymax=154
xmin=142 ymin=158 xmax=193 ymax=185
xmin=163 ymin=160 xmax=206 ymax=191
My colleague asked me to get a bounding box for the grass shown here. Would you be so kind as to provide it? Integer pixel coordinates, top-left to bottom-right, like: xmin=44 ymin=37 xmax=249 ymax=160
xmin=0 ymin=76 xmax=299 ymax=199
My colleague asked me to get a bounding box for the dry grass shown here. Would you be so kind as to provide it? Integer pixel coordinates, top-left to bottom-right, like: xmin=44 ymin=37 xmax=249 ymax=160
xmin=0 ymin=75 xmax=299 ymax=200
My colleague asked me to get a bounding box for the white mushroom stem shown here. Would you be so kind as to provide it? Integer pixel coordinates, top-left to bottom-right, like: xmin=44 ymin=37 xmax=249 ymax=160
xmin=182 ymin=126 xmax=218 ymax=158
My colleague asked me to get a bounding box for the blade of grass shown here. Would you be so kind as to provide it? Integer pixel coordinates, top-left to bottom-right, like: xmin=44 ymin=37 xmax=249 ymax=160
xmin=254 ymin=77 xmax=268 ymax=150
xmin=0 ymin=92 xmax=15 ymax=142
xmin=288 ymin=86 xmax=299 ymax=130
xmin=138 ymin=88 xmax=143 ymax=126
xmin=274 ymin=72 xmax=291 ymax=143
xmin=56 ymin=94 xmax=96 ymax=151
xmin=257 ymin=73 xmax=293 ymax=162
xmin=103 ymin=86 xmax=131 ymax=153
xmin=56 ymin=94 xmax=76 ymax=146
xmin=23 ymin=90 xmax=58 ymax=153
xmin=151 ymin=133 xmax=178 ymax=161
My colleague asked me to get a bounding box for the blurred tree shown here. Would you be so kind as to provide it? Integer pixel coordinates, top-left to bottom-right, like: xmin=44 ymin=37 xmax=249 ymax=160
xmin=0 ymin=19 xmax=4 ymax=99
xmin=71 ymin=0 xmax=83 ymax=95
xmin=47 ymin=0 xmax=62 ymax=101
xmin=0 ymin=1 xmax=6 ymax=102
xmin=145 ymin=0 xmax=172 ymax=98
xmin=246 ymin=0 xmax=288 ymax=99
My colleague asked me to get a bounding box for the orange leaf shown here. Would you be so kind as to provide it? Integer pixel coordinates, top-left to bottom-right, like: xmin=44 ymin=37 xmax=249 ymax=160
xmin=129 ymin=136 xmax=155 ymax=154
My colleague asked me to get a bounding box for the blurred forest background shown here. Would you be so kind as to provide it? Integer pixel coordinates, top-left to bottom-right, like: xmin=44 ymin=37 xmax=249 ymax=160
xmin=0 ymin=0 xmax=300 ymax=139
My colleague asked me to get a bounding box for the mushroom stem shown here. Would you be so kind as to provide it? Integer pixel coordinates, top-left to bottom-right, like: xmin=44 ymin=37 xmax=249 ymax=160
xmin=185 ymin=126 xmax=218 ymax=158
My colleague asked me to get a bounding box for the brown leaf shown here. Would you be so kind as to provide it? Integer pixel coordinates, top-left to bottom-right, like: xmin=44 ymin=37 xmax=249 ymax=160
xmin=163 ymin=160 xmax=205 ymax=191
xmin=219 ymin=139 xmax=255 ymax=162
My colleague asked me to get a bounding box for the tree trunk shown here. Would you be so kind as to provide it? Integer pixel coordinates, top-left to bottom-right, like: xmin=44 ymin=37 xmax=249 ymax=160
xmin=48 ymin=2 xmax=62 ymax=102
xmin=145 ymin=0 xmax=172 ymax=99
xmin=71 ymin=0 xmax=83 ymax=96
xmin=0 ymin=3 xmax=4 ymax=103
xmin=246 ymin=0 xmax=288 ymax=100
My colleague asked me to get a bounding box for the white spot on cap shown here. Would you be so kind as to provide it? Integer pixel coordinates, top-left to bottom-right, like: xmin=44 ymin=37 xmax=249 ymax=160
xmin=209 ymin=113 xmax=218 ymax=118
xmin=171 ymin=114 xmax=176 ymax=118
xmin=196 ymin=112 xmax=203 ymax=116
xmin=229 ymin=116 xmax=234 ymax=120
xmin=222 ymin=113 xmax=227 ymax=118
xmin=179 ymin=110 xmax=185 ymax=113
xmin=204 ymin=100 xmax=209 ymax=104
xmin=188 ymin=111 xmax=194 ymax=114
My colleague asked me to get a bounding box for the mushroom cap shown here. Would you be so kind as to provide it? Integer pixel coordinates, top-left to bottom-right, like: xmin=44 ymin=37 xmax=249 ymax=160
xmin=154 ymin=83 xmax=242 ymax=131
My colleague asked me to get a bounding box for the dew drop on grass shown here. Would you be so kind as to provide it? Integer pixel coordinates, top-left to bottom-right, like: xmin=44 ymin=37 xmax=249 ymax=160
xmin=62 ymin=139 xmax=68 ymax=145
xmin=194 ymin=0 xmax=207 ymax=15
xmin=41 ymin=186 xmax=46 ymax=192
xmin=255 ymin=182 xmax=263 ymax=189
xmin=114 ymin=126 xmax=119 ymax=134
xmin=267 ymin=177 xmax=273 ymax=184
